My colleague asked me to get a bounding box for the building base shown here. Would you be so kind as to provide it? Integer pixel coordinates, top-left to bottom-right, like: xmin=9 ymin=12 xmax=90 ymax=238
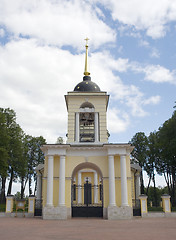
xmin=107 ymin=206 xmax=132 ymax=220
xmin=43 ymin=206 xmax=67 ymax=220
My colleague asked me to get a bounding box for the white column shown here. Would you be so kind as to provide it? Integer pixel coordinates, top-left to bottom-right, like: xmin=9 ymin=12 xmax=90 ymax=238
xmin=94 ymin=171 xmax=98 ymax=204
xmin=94 ymin=112 xmax=99 ymax=142
xmin=135 ymin=173 xmax=141 ymax=199
xmin=75 ymin=112 xmax=79 ymax=142
xmin=108 ymin=155 xmax=116 ymax=206
xmin=120 ymin=155 xmax=128 ymax=206
xmin=78 ymin=171 xmax=82 ymax=204
xmin=59 ymin=155 xmax=65 ymax=206
xmin=36 ymin=172 xmax=42 ymax=200
xmin=46 ymin=155 xmax=54 ymax=206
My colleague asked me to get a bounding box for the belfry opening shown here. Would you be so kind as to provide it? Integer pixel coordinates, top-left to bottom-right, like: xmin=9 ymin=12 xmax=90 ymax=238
xmin=36 ymin=39 xmax=141 ymax=220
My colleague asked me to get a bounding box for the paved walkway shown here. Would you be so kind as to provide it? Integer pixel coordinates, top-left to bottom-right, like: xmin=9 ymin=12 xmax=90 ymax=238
xmin=1 ymin=217 xmax=176 ymax=240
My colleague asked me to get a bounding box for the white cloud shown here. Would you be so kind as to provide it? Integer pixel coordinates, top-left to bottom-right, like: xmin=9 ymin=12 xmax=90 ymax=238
xmin=0 ymin=28 xmax=5 ymax=37
xmin=144 ymin=65 xmax=176 ymax=84
xmin=0 ymin=0 xmax=115 ymax=50
xmin=143 ymin=96 xmax=161 ymax=105
xmin=139 ymin=40 xmax=149 ymax=47
xmin=107 ymin=108 xmax=130 ymax=133
xmin=150 ymin=48 xmax=160 ymax=58
xmin=128 ymin=61 xmax=176 ymax=85
xmin=95 ymin=0 xmax=176 ymax=39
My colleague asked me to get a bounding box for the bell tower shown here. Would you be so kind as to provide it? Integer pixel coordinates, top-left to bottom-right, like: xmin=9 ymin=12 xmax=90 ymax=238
xmin=65 ymin=39 xmax=109 ymax=144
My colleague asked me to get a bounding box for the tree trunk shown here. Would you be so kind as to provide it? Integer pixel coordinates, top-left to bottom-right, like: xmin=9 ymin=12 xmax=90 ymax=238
xmin=153 ymin=174 xmax=157 ymax=207
xmin=7 ymin=168 xmax=14 ymax=195
xmin=140 ymin=170 xmax=145 ymax=194
xmin=0 ymin=177 xmax=6 ymax=204
xmin=20 ymin=177 xmax=25 ymax=199
xmin=20 ymin=177 xmax=28 ymax=199
xmin=164 ymin=172 xmax=171 ymax=195
xmin=146 ymin=174 xmax=152 ymax=195
xmin=29 ymin=175 xmax=32 ymax=196
xmin=171 ymin=168 xmax=176 ymax=207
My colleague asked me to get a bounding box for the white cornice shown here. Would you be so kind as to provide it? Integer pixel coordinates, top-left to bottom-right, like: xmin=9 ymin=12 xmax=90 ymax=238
xmin=41 ymin=142 xmax=134 ymax=156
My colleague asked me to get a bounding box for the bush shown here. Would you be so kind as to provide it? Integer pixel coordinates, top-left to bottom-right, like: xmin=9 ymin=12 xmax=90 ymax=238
xmin=148 ymin=206 xmax=163 ymax=212
xmin=0 ymin=203 xmax=6 ymax=212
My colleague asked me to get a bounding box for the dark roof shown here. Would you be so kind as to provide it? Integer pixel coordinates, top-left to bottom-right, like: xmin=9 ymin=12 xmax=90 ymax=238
xmin=74 ymin=76 xmax=101 ymax=92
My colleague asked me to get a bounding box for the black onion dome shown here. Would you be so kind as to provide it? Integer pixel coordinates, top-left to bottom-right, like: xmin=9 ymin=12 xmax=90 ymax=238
xmin=74 ymin=76 xmax=101 ymax=92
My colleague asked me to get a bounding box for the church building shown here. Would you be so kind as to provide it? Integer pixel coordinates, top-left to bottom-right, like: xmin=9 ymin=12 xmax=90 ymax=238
xmin=36 ymin=39 xmax=141 ymax=220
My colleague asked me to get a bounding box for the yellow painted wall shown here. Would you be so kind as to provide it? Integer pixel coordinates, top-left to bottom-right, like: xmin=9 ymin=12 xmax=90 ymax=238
xmin=114 ymin=156 xmax=121 ymax=177
xmin=131 ymin=171 xmax=135 ymax=201
xmin=115 ymin=180 xmax=121 ymax=207
xmin=127 ymin=180 xmax=132 ymax=207
xmin=65 ymin=179 xmax=71 ymax=208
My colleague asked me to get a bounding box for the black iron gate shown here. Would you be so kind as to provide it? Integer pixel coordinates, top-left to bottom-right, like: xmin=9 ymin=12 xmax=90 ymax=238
xmin=34 ymin=199 xmax=42 ymax=216
xmin=133 ymin=199 xmax=141 ymax=216
xmin=72 ymin=178 xmax=103 ymax=218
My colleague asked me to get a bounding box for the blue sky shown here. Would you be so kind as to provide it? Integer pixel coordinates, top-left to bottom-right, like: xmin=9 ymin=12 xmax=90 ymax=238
xmin=0 ymin=0 xmax=176 ymax=189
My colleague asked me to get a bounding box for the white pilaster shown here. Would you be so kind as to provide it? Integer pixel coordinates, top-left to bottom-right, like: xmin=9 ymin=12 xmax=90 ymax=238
xmin=36 ymin=172 xmax=42 ymax=200
xmin=135 ymin=173 xmax=141 ymax=199
xmin=120 ymin=155 xmax=128 ymax=206
xmin=46 ymin=155 xmax=54 ymax=206
xmin=78 ymin=171 xmax=82 ymax=204
xmin=94 ymin=112 xmax=99 ymax=142
xmin=59 ymin=155 xmax=65 ymax=206
xmin=94 ymin=171 xmax=98 ymax=204
xmin=75 ymin=112 xmax=80 ymax=142
xmin=108 ymin=155 xmax=116 ymax=206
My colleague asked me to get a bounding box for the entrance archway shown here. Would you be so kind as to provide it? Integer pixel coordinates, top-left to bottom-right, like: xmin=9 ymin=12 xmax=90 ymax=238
xmin=71 ymin=162 xmax=103 ymax=218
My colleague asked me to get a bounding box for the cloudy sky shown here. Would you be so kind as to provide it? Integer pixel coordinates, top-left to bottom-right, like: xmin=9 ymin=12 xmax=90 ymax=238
xmin=0 ymin=0 xmax=176 ymax=145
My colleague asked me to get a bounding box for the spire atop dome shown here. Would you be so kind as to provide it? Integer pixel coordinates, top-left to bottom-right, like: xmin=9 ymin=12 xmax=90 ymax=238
xmin=73 ymin=38 xmax=101 ymax=92
xmin=84 ymin=37 xmax=90 ymax=76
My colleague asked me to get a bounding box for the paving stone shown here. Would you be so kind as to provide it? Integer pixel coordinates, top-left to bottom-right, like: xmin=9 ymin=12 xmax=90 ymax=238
xmin=0 ymin=217 xmax=176 ymax=240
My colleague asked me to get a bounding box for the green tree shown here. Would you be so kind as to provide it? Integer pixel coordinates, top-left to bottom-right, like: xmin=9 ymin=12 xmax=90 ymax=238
xmin=0 ymin=108 xmax=24 ymax=202
xmin=129 ymin=132 xmax=148 ymax=194
xmin=146 ymin=131 xmax=160 ymax=206
xmin=146 ymin=186 xmax=168 ymax=207
xmin=0 ymin=110 xmax=9 ymax=203
xmin=18 ymin=135 xmax=46 ymax=198
xmin=157 ymin=110 xmax=176 ymax=206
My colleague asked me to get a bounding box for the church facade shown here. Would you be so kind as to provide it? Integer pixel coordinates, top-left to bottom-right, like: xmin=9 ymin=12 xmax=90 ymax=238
xmin=36 ymin=40 xmax=141 ymax=220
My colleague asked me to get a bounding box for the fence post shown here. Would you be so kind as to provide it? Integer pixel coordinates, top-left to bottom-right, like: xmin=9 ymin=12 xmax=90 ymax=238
xmin=161 ymin=194 xmax=171 ymax=213
xmin=28 ymin=195 xmax=35 ymax=215
xmin=139 ymin=194 xmax=148 ymax=217
xmin=6 ymin=195 xmax=14 ymax=213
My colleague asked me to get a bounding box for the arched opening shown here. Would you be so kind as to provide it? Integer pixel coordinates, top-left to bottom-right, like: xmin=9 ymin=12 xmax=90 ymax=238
xmin=80 ymin=102 xmax=94 ymax=109
xmin=71 ymin=162 xmax=103 ymax=218
xmin=79 ymin=102 xmax=95 ymax=142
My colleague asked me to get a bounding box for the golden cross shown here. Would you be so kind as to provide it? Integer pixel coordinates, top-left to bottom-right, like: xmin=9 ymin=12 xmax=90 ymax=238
xmin=84 ymin=37 xmax=89 ymax=46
